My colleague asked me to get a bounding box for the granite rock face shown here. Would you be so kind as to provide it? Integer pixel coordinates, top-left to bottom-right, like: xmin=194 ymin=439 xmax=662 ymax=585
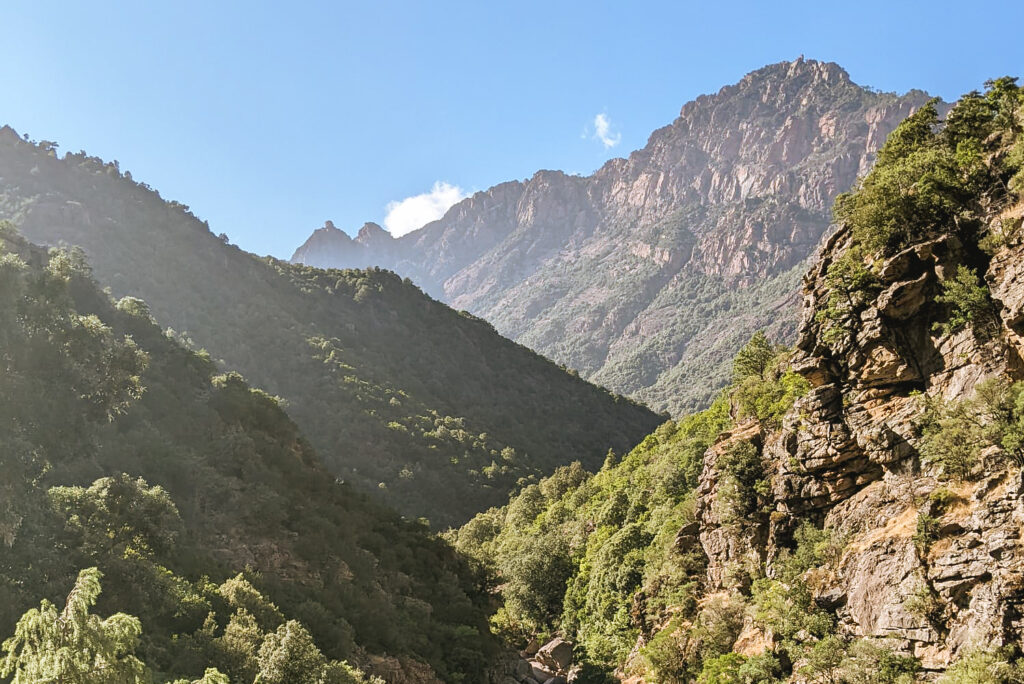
xmin=293 ymin=58 xmax=934 ymax=414
xmin=690 ymin=205 xmax=1024 ymax=671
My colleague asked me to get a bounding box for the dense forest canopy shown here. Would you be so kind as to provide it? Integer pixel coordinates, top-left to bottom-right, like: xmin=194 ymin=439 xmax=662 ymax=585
xmin=0 ymin=227 xmax=497 ymax=682
xmin=0 ymin=126 xmax=661 ymax=526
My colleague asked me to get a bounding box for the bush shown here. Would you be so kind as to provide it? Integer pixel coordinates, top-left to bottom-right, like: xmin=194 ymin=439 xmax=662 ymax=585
xmin=643 ymin=596 xmax=746 ymax=683
xmin=730 ymin=333 xmax=809 ymax=427
xmin=903 ymin=582 xmax=943 ymax=624
xmin=834 ymin=101 xmax=971 ymax=255
xmin=840 ymin=639 xmax=920 ymax=684
xmin=919 ymin=379 xmax=1024 ymax=481
xmin=933 ymin=265 xmax=996 ymax=336
xmin=814 ymin=244 xmax=881 ymax=346
xmin=698 ymin=651 xmax=746 ymax=683
xmin=939 ymin=647 xmax=1024 ymax=683
xmin=751 ymin=523 xmax=840 ymax=649
xmin=913 ymin=513 xmax=941 ymax=556
xmin=714 ymin=441 xmax=768 ymax=526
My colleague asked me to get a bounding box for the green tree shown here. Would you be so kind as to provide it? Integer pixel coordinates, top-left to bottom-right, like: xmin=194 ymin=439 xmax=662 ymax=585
xmin=171 ymin=668 xmax=230 ymax=684
xmin=731 ymin=332 xmax=778 ymax=383
xmin=714 ymin=441 xmax=768 ymax=526
xmin=699 ymin=651 xmax=747 ymax=683
xmin=919 ymin=379 xmax=1024 ymax=480
xmin=933 ymin=265 xmax=995 ymax=336
xmin=876 ymin=99 xmax=941 ymax=167
xmin=254 ymin=619 xmax=375 ymax=684
xmin=985 ymin=77 xmax=1023 ymax=137
xmin=0 ymin=567 xmax=148 ymax=683
xmin=839 ymin=639 xmax=919 ymax=684
xmin=48 ymin=474 xmax=182 ymax=559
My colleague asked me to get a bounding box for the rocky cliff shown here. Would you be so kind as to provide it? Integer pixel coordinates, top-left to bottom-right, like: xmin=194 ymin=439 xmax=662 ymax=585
xmin=293 ymin=58 xmax=934 ymax=414
xmin=676 ymin=88 xmax=1024 ymax=679
xmin=457 ymin=79 xmax=1024 ymax=682
xmin=693 ymin=215 xmax=1024 ymax=673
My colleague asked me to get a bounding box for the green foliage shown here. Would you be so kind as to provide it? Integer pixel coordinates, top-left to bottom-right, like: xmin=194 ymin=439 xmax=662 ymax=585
xmin=834 ymin=100 xmax=974 ymax=255
xmin=698 ymin=652 xmax=747 ymax=683
xmin=776 ymin=522 xmax=845 ymax=582
xmin=256 ymin=620 xmax=337 ymax=684
xmin=919 ymin=379 xmax=1024 ymax=481
xmin=798 ymin=634 xmax=847 ymax=683
xmin=913 ymin=513 xmax=941 ymax=556
xmin=928 ymin=486 xmax=957 ymax=510
xmin=876 ymin=100 xmax=943 ymax=168
xmin=732 ymin=332 xmax=778 ymax=383
xmin=170 ymin=668 xmax=231 ymax=684
xmin=500 ymin=533 xmax=575 ymax=633
xmin=819 ymin=78 xmax=1024 ymax=352
xmin=814 ymin=244 xmax=881 ymax=346
xmin=714 ymin=441 xmax=768 ymax=526
xmin=48 ymin=474 xmax=182 ymax=559
xmin=1 ymin=568 xmax=380 ymax=684
xmin=643 ymin=596 xmax=747 ymax=684
xmin=454 ymin=403 xmax=727 ymax=668
xmin=751 ymin=575 xmax=832 ymax=644
xmin=934 ymin=265 xmax=996 ymax=336
xmin=697 ymin=649 xmax=783 ymax=684
xmin=903 ymin=582 xmax=944 ymax=624
xmin=938 ymin=647 xmax=1024 ymax=683
xmin=918 ymin=395 xmax=983 ymax=480
xmin=834 ymin=639 xmax=920 ymax=684
xmin=730 ymin=333 xmax=810 ymax=427
xmin=1 ymin=568 xmax=147 ymax=683
xmin=452 ymin=335 xmax=803 ymax=672
xmin=0 ymin=239 xmax=494 ymax=682
xmin=746 ymin=523 xmax=843 ymax=672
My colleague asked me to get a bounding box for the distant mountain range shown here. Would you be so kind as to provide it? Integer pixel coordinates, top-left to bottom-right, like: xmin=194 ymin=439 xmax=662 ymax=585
xmin=292 ymin=58 xmax=935 ymax=413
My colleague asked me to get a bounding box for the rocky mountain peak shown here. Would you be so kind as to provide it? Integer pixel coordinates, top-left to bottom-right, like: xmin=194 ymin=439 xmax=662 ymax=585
xmin=315 ymin=219 xmax=349 ymax=240
xmin=355 ymin=221 xmax=391 ymax=246
xmin=291 ymin=60 xmax=935 ymax=414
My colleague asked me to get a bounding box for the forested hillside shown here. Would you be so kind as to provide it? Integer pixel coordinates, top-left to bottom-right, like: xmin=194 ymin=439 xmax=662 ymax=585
xmin=454 ymin=77 xmax=1024 ymax=682
xmin=0 ymin=228 xmax=499 ymax=682
xmin=0 ymin=129 xmax=660 ymax=526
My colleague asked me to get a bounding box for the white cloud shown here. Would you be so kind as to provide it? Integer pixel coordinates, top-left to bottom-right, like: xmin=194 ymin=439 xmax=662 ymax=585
xmin=383 ymin=181 xmax=468 ymax=237
xmin=592 ymin=113 xmax=621 ymax=149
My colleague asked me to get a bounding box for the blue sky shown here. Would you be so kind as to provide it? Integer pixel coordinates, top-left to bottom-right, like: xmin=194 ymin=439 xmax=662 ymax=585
xmin=2 ymin=1 xmax=1022 ymax=257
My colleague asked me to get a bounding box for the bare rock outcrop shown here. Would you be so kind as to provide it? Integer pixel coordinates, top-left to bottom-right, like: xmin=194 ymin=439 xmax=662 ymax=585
xmin=693 ymin=204 xmax=1024 ymax=669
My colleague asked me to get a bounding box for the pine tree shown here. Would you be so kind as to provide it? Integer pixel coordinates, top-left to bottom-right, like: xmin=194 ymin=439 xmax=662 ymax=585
xmin=0 ymin=567 xmax=148 ymax=683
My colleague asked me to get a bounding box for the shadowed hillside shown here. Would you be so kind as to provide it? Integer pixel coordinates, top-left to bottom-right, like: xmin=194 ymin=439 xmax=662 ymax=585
xmin=0 ymin=130 xmax=661 ymax=526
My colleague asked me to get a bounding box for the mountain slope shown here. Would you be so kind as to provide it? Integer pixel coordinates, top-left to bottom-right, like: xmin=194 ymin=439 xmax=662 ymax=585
xmin=0 ymin=128 xmax=661 ymax=527
xmin=292 ymin=58 xmax=933 ymax=414
xmin=454 ymin=77 xmax=1024 ymax=682
xmin=0 ymin=229 xmax=497 ymax=683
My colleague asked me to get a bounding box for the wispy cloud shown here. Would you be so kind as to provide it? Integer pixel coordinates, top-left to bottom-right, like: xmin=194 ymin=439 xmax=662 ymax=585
xmin=592 ymin=113 xmax=621 ymax=149
xmin=383 ymin=181 xmax=468 ymax=237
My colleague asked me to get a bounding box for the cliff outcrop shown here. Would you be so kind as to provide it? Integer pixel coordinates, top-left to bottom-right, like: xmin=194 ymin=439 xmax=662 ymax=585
xmin=463 ymin=78 xmax=1024 ymax=682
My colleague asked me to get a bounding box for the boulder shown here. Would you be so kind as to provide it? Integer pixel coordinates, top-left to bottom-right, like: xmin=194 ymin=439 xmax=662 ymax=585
xmin=512 ymin=658 xmax=533 ymax=681
xmin=531 ymin=662 xmax=557 ymax=682
xmin=535 ymin=637 xmax=574 ymax=671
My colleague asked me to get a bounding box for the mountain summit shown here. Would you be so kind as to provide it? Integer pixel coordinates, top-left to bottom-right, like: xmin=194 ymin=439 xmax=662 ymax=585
xmin=292 ymin=58 xmax=935 ymax=413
